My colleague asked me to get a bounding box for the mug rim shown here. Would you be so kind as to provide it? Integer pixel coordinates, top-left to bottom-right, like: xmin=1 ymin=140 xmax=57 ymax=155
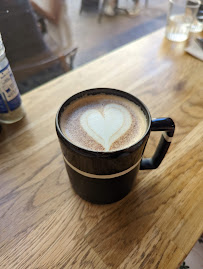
xmin=55 ymin=88 xmax=152 ymax=157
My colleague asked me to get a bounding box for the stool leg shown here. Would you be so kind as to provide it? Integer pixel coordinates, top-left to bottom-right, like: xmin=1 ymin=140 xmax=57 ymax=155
xmin=98 ymin=0 xmax=106 ymax=23
xmin=80 ymin=1 xmax=83 ymax=14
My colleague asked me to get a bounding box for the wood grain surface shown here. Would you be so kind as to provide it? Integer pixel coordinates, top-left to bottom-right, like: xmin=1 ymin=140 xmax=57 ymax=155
xmin=0 ymin=28 xmax=203 ymax=269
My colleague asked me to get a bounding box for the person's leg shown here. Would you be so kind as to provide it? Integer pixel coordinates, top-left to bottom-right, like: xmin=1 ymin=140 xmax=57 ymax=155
xmin=128 ymin=0 xmax=140 ymax=15
xmin=103 ymin=0 xmax=117 ymax=16
xmin=132 ymin=0 xmax=139 ymax=9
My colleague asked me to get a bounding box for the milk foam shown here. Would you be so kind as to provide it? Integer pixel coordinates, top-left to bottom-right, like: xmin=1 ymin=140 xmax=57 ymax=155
xmin=60 ymin=94 xmax=147 ymax=152
xmin=80 ymin=104 xmax=132 ymax=151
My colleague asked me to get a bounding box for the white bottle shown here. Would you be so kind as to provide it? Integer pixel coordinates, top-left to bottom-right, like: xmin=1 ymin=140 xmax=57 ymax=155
xmin=0 ymin=33 xmax=24 ymax=124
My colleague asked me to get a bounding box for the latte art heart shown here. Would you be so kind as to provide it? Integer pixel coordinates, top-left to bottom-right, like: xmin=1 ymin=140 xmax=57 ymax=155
xmin=60 ymin=94 xmax=148 ymax=152
xmin=80 ymin=104 xmax=132 ymax=151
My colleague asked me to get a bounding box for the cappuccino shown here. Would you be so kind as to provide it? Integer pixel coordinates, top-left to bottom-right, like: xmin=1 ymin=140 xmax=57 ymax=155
xmin=60 ymin=94 xmax=147 ymax=152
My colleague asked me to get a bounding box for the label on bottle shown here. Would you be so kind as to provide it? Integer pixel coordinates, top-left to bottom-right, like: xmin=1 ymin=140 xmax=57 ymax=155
xmin=0 ymin=93 xmax=8 ymax=113
xmin=0 ymin=63 xmax=21 ymax=113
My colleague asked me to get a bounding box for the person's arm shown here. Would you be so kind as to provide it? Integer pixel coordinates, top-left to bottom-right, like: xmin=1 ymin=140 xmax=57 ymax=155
xmin=50 ymin=0 xmax=62 ymax=24
xmin=30 ymin=0 xmax=62 ymax=24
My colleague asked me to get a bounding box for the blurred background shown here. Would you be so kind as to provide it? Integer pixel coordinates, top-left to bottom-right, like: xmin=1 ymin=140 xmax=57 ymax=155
xmin=0 ymin=0 xmax=169 ymax=94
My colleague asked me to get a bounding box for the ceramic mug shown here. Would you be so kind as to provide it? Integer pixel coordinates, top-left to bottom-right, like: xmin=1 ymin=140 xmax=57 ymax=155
xmin=56 ymin=88 xmax=175 ymax=204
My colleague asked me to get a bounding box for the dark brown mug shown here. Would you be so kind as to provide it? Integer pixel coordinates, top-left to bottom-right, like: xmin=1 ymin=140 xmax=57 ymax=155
xmin=56 ymin=88 xmax=175 ymax=204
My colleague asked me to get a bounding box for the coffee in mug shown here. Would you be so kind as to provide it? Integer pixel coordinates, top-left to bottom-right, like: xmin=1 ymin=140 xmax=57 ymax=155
xmin=60 ymin=94 xmax=148 ymax=152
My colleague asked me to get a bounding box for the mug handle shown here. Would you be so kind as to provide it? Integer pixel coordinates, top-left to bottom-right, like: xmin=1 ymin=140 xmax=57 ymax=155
xmin=140 ymin=118 xmax=175 ymax=170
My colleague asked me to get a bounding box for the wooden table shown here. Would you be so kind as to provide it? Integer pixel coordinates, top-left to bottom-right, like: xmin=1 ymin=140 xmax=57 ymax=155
xmin=0 ymin=28 xmax=203 ymax=269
